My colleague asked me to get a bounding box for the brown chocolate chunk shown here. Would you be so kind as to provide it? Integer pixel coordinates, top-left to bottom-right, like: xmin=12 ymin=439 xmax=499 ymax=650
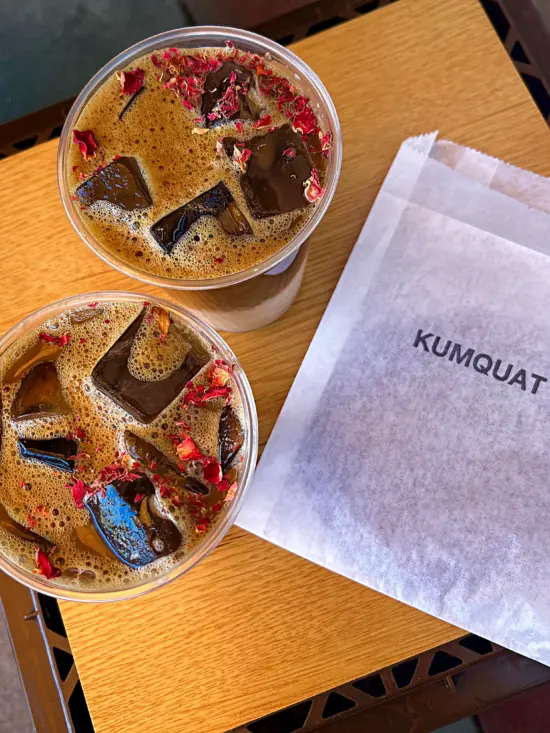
xmin=3 ymin=341 xmax=61 ymax=384
xmin=202 ymin=62 xmax=258 ymax=127
xmin=223 ymin=125 xmax=313 ymax=218
xmin=18 ymin=437 xmax=77 ymax=473
xmin=219 ymin=406 xmax=244 ymax=472
xmin=150 ymin=182 xmax=251 ymax=255
xmin=11 ymin=362 xmax=71 ymax=421
xmin=124 ymin=431 xmax=208 ymax=495
xmin=84 ymin=475 xmax=181 ymax=568
xmin=119 ymin=86 xmax=145 ymax=120
xmin=76 ymin=157 xmax=152 ymax=211
xmin=0 ymin=502 xmax=53 ymax=552
xmin=92 ymin=310 xmax=208 ymax=423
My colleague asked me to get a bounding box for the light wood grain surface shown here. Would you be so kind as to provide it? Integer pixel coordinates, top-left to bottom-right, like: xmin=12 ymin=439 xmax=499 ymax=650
xmin=1 ymin=0 xmax=549 ymax=731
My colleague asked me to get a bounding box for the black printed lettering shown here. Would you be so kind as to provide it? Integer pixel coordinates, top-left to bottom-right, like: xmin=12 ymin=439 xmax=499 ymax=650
xmin=413 ymin=329 xmax=433 ymax=352
xmin=492 ymin=360 xmax=513 ymax=382
xmin=508 ymin=369 xmax=527 ymax=391
xmin=531 ymin=373 xmax=547 ymax=395
xmin=431 ymin=336 xmax=451 ymax=357
xmin=413 ymin=329 xmax=546 ymax=396
xmin=448 ymin=343 xmax=474 ymax=367
xmin=473 ymin=354 xmax=492 ymax=375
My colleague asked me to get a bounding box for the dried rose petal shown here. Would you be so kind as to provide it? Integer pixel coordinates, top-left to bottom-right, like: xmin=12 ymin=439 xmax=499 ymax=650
xmin=207 ymin=361 xmax=231 ymax=387
xmin=176 ymin=437 xmax=204 ymax=462
xmin=73 ymin=129 xmax=98 ymax=160
xmin=303 ymin=169 xmax=325 ymax=203
xmin=232 ymin=145 xmax=252 ymax=173
xmin=235 ymin=121 xmax=244 ymax=134
xmin=70 ymin=479 xmax=88 ymax=509
xmin=252 ymin=114 xmax=272 ymax=129
xmin=283 ymin=147 xmax=296 ymax=160
xmin=201 ymin=386 xmax=231 ymax=403
xmin=202 ymin=458 xmax=222 ymax=484
xmin=119 ymin=68 xmax=145 ymax=95
xmin=150 ymin=306 xmax=170 ymax=336
xmin=134 ymin=493 xmax=145 ymax=503
xmin=39 ymin=332 xmax=71 ymax=347
xmin=224 ymin=482 xmax=238 ymax=502
xmin=216 ymin=139 xmax=224 ymax=155
xmin=33 ymin=549 xmax=62 ymax=579
xmin=319 ymin=130 xmax=332 ymax=153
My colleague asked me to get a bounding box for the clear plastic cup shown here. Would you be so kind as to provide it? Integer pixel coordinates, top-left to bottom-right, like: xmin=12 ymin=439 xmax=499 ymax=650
xmin=58 ymin=27 xmax=342 ymax=332
xmin=0 ymin=291 xmax=258 ymax=602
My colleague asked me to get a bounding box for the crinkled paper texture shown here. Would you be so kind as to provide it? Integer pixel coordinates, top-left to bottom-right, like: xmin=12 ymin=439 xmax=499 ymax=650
xmin=238 ymin=132 xmax=550 ymax=665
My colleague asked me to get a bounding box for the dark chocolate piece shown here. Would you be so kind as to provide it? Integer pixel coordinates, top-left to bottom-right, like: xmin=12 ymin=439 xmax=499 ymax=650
xmin=4 ymin=341 xmax=61 ymax=384
xmin=18 ymin=437 xmax=77 ymax=473
xmin=119 ymin=86 xmax=145 ymax=120
xmin=92 ymin=310 xmax=208 ymax=423
xmin=150 ymin=182 xmax=251 ymax=255
xmin=11 ymin=362 xmax=71 ymax=421
xmin=219 ymin=405 xmax=244 ymax=472
xmin=76 ymin=156 xmax=152 ymax=211
xmin=201 ymin=62 xmax=258 ymax=127
xmin=0 ymin=502 xmax=53 ymax=552
xmin=124 ymin=431 xmax=209 ymax=495
xmin=84 ymin=475 xmax=181 ymax=568
xmin=223 ymin=124 xmax=313 ymax=218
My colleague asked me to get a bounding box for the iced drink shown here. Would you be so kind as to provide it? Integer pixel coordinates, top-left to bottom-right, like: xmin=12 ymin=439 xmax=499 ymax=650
xmin=60 ymin=31 xmax=341 ymax=330
xmin=0 ymin=295 xmax=255 ymax=598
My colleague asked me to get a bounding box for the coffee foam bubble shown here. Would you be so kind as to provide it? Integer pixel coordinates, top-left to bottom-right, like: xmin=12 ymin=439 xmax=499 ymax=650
xmin=0 ymin=301 xmax=244 ymax=591
xmin=67 ymin=47 xmax=321 ymax=281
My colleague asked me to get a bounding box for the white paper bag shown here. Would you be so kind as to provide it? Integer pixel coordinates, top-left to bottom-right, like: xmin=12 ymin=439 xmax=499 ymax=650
xmin=238 ymin=133 xmax=550 ymax=665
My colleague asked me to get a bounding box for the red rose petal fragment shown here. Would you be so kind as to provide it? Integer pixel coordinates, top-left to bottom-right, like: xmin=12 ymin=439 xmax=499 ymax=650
xmin=303 ymin=168 xmax=325 ymax=203
xmin=207 ymin=361 xmax=231 ymax=387
xmin=235 ymin=121 xmax=244 ymax=134
xmin=292 ymin=107 xmax=318 ymax=136
xmin=119 ymin=68 xmax=145 ymax=95
xmin=252 ymin=113 xmax=272 ymax=129
xmin=73 ymin=129 xmax=98 ymax=160
xmin=195 ymin=516 xmax=211 ymax=534
xmin=224 ymin=482 xmax=238 ymax=502
xmin=70 ymin=479 xmax=88 ymax=509
xmin=39 ymin=332 xmax=72 ymax=347
xmin=202 ymin=386 xmax=231 ymax=403
xmin=319 ymin=130 xmax=332 ymax=153
xmin=283 ymin=147 xmax=296 ymax=160
xmin=134 ymin=493 xmax=145 ymax=503
xmin=202 ymin=458 xmax=222 ymax=484
xmin=34 ymin=548 xmax=62 ymax=579
xmin=176 ymin=437 xmax=204 ymax=462
xmin=232 ymin=145 xmax=252 ymax=173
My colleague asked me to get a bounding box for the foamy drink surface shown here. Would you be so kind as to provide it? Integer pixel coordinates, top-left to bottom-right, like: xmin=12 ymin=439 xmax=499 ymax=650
xmin=67 ymin=44 xmax=331 ymax=280
xmin=0 ymin=300 xmax=245 ymax=591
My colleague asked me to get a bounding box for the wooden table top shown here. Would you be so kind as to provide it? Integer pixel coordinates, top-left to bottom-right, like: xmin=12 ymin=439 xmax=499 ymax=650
xmin=1 ymin=0 xmax=549 ymax=731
